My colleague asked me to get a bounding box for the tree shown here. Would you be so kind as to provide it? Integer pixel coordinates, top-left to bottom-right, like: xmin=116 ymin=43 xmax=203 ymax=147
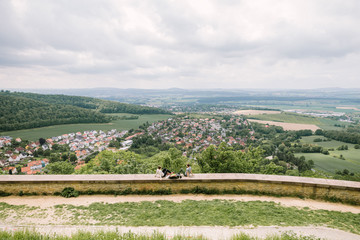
xmin=15 ymin=165 xmax=22 ymax=174
xmin=160 ymin=148 xmax=186 ymax=173
xmin=69 ymin=153 xmax=78 ymax=163
xmin=50 ymin=153 xmax=61 ymax=163
xmin=39 ymin=138 xmax=46 ymax=145
xmin=260 ymin=162 xmax=284 ymax=175
xmin=36 ymin=148 xmax=44 ymax=156
xmin=61 ymin=153 xmax=69 ymax=161
xmin=43 ymin=149 xmax=51 ymax=157
xmin=314 ymin=129 xmax=324 ymax=135
xmin=197 ymin=143 xmax=265 ymax=173
xmin=45 ymin=161 xmax=74 ymax=174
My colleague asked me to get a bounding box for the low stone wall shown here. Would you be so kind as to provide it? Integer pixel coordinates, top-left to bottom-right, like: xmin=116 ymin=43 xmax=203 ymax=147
xmin=0 ymin=174 xmax=359 ymax=204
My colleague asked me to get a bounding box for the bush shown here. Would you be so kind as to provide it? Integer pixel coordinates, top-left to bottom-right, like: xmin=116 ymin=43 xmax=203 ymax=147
xmin=0 ymin=191 xmax=11 ymax=197
xmin=337 ymin=145 xmax=348 ymax=151
xmin=61 ymin=187 xmax=79 ymax=198
xmin=321 ymin=149 xmax=329 ymax=155
xmin=313 ymin=138 xmax=323 ymax=142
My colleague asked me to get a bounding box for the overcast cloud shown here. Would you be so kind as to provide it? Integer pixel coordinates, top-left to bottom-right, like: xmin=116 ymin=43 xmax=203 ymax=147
xmin=1 ymin=0 xmax=360 ymax=89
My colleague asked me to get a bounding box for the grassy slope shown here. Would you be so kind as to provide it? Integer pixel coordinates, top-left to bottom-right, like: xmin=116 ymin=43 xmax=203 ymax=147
xmin=294 ymin=152 xmax=360 ymax=173
xmin=247 ymin=113 xmax=349 ymax=130
xmin=296 ymin=136 xmax=360 ymax=173
xmin=0 ymin=114 xmax=171 ymax=141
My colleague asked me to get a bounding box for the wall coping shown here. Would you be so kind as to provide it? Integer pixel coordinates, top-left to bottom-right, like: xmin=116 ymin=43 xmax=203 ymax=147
xmin=1 ymin=174 xmax=359 ymax=190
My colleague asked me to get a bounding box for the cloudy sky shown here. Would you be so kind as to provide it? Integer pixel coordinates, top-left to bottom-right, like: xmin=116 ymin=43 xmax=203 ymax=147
xmin=1 ymin=0 xmax=360 ymax=89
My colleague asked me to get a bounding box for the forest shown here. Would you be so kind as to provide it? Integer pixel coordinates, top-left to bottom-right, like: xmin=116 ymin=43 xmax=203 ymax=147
xmin=0 ymin=95 xmax=110 ymax=131
xmin=0 ymin=91 xmax=170 ymax=115
xmin=0 ymin=91 xmax=170 ymax=131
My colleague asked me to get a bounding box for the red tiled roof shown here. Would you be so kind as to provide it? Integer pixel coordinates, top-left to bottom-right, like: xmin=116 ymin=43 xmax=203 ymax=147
xmin=21 ymin=166 xmax=30 ymax=173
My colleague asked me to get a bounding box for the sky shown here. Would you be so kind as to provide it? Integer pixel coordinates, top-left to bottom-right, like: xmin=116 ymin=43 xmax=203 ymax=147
xmin=1 ymin=0 xmax=360 ymax=90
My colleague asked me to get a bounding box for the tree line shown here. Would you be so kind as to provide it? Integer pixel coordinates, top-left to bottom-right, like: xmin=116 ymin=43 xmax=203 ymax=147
xmin=315 ymin=129 xmax=360 ymax=144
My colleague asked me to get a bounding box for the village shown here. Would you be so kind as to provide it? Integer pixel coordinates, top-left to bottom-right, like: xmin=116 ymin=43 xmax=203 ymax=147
xmin=0 ymin=115 xmax=256 ymax=175
xmin=146 ymin=116 xmax=255 ymax=152
xmin=0 ymin=129 xmax=128 ymax=175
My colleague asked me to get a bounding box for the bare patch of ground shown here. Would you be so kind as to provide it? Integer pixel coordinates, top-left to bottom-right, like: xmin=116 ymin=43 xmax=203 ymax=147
xmin=337 ymin=107 xmax=360 ymax=111
xmin=247 ymin=119 xmax=320 ymax=131
xmin=1 ymin=195 xmax=359 ymax=213
xmin=233 ymin=110 xmax=281 ymax=115
xmin=1 ymin=225 xmax=360 ymax=240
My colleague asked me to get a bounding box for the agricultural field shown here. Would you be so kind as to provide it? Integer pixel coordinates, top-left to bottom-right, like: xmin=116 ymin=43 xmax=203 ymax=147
xmin=233 ymin=110 xmax=281 ymax=115
xmin=0 ymin=114 xmax=172 ymax=141
xmin=295 ymin=136 xmax=360 ymax=174
xmin=246 ymin=112 xmax=350 ymax=130
xmin=248 ymin=119 xmax=319 ymax=131
xmin=188 ymin=113 xmax=223 ymax=120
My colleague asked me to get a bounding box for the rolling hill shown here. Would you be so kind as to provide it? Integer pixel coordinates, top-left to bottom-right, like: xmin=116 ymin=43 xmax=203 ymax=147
xmin=0 ymin=91 xmax=171 ymax=131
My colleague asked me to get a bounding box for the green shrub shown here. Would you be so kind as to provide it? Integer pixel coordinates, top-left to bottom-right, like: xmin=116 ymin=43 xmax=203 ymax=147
xmin=61 ymin=187 xmax=79 ymax=198
xmin=0 ymin=191 xmax=11 ymax=197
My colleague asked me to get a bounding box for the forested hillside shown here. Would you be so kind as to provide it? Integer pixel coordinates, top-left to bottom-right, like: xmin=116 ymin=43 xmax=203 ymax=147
xmin=0 ymin=95 xmax=111 ymax=131
xmin=0 ymin=91 xmax=171 ymax=131
xmin=0 ymin=91 xmax=170 ymax=114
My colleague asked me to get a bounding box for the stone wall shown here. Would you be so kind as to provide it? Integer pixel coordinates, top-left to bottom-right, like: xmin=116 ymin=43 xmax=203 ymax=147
xmin=0 ymin=174 xmax=359 ymax=204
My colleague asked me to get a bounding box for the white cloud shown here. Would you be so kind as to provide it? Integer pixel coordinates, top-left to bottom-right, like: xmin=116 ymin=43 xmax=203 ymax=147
xmin=1 ymin=0 xmax=360 ymax=89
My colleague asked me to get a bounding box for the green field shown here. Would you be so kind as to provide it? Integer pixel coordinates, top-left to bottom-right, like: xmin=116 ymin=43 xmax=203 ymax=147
xmin=295 ymin=152 xmax=360 ymax=174
xmin=296 ymin=136 xmax=360 ymax=173
xmin=188 ymin=113 xmax=223 ymax=119
xmin=300 ymin=136 xmax=356 ymax=148
xmin=247 ymin=112 xmax=349 ymax=130
xmin=0 ymin=114 xmax=172 ymax=141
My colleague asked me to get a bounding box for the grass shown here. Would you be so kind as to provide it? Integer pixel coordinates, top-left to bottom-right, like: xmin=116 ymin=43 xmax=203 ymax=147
xmin=1 ymin=200 xmax=359 ymax=236
xmin=295 ymin=153 xmax=360 ymax=174
xmin=50 ymin=200 xmax=360 ymax=234
xmin=0 ymin=114 xmax=172 ymax=141
xmin=300 ymin=136 xmax=355 ymax=148
xmin=297 ymin=136 xmax=360 ymax=173
xmin=0 ymin=230 xmax=323 ymax=240
xmin=247 ymin=113 xmax=321 ymax=124
xmin=188 ymin=113 xmax=223 ymax=119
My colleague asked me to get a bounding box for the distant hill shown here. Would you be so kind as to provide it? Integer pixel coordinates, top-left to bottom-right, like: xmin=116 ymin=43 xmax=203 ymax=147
xmin=0 ymin=91 xmax=171 ymax=131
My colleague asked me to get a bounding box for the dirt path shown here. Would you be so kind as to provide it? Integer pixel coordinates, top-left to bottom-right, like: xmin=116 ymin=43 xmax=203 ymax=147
xmin=1 ymin=225 xmax=360 ymax=240
xmin=1 ymin=194 xmax=360 ymax=213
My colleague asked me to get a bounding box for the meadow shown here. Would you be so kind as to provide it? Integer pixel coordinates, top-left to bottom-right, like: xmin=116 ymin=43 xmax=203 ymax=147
xmin=0 ymin=114 xmax=172 ymax=141
xmin=295 ymin=136 xmax=360 ymax=174
xmin=300 ymin=136 xmax=356 ymax=149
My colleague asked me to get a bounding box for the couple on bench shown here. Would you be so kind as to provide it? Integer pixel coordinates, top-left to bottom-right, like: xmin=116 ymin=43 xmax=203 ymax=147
xmin=155 ymin=164 xmax=193 ymax=179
